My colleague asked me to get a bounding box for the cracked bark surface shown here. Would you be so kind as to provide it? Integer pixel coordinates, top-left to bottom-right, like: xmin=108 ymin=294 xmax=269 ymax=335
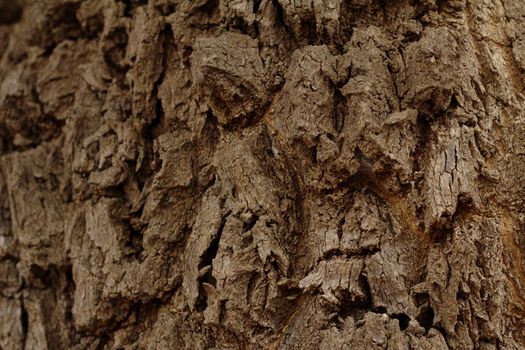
xmin=1 ymin=0 xmax=525 ymax=349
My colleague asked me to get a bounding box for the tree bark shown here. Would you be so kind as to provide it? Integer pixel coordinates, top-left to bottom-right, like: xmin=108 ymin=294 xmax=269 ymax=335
xmin=1 ymin=0 xmax=525 ymax=349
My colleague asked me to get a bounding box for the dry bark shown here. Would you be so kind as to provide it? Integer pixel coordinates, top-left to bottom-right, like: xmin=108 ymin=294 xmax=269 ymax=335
xmin=1 ymin=0 xmax=525 ymax=349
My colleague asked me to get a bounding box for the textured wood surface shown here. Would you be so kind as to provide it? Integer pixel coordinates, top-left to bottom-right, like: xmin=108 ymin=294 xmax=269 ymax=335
xmin=1 ymin=0 xmax=525 ymax=348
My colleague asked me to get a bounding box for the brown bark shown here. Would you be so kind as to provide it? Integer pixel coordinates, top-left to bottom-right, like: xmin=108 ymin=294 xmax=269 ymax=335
xmin=1 ymin=0 xmax=525 ymax=349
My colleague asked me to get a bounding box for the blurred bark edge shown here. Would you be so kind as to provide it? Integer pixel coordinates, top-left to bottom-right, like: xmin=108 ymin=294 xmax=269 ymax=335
xmin=0 ymin=0 xmax=22 ymax=25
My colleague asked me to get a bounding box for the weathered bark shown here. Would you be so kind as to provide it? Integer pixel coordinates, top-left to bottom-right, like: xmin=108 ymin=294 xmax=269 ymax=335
xmin=1 ymin=0 xmax=525 ymax=349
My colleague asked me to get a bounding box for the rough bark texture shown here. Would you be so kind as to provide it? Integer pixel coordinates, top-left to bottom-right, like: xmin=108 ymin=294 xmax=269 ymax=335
xmin=1 ymin=0 xmax=525 ymax=349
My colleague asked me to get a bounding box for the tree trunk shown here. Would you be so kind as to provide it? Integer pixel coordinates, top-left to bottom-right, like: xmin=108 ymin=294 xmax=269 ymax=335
xmin=1 ymin=0 xmax=525 ymax=349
